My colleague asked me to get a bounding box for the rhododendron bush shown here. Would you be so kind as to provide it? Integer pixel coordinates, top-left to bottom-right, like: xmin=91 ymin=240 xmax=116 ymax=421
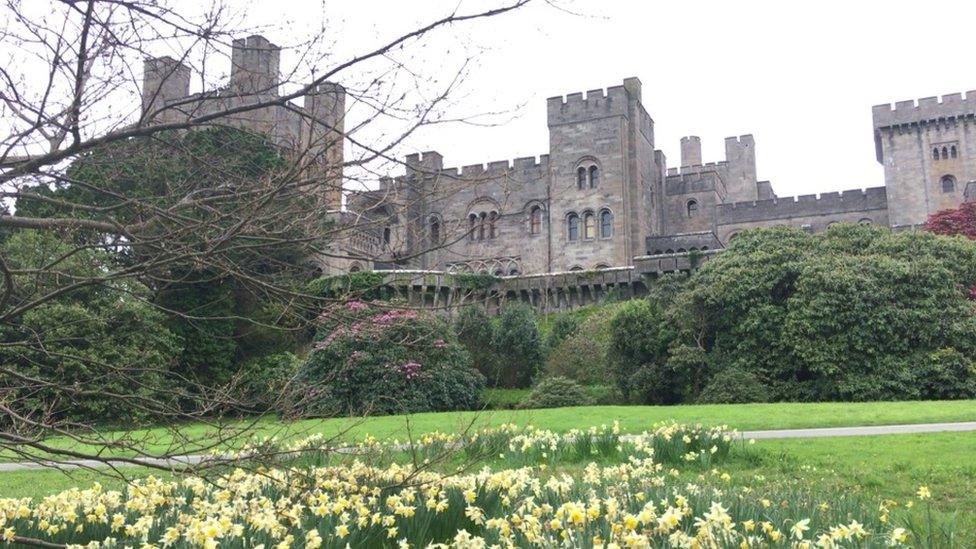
xmin=297 ymin=301 xmax=484 ymax=415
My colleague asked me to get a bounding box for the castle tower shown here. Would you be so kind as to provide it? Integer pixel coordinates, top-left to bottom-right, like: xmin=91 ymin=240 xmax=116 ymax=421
xmin=680 ymin=136 xmax=702 ymax=166
xmin=720 ymin=135 xmax=758 ymax=203
xmin=141 ymin=56 xmax=190 ymax=123
xmin=230 ymin=35 xmax=280 ymax=96
xmin=546 ymin=77 xmax=656 ymax=271
xmin=873 ymin=92 xmax=976 ymax=227
xmin=304 ymin=82 xmax=346 ymax=210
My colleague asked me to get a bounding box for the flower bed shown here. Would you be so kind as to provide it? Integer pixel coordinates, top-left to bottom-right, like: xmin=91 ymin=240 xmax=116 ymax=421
xmin=0 ymin=424 xmax=929 ymax=548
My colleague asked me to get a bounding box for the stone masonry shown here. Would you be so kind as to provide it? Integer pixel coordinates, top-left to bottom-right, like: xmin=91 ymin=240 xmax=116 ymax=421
xmin=138 ymin=38 xmax=975 ymax=276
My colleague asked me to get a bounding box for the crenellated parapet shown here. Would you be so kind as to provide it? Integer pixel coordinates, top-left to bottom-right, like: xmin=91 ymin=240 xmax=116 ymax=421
xmin=665 ymin=162 xmax=728 ymax=178
xmin=401 ymin=152 xmax=550 ymax=182
xmin=547 ymin=85 xmax=632 ymax=126
xmin=872 ymin=91 xmax=976 ymax=129
xmin=717 ymin=187 xmax=888 ymax=224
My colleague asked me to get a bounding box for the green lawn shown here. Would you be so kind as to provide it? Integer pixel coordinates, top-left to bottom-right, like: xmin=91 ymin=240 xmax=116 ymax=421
xmin=5 ymin=400 xmax=976 ymax=464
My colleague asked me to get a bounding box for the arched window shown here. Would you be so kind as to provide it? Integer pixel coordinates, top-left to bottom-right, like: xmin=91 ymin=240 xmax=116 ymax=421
xmin=383 ymin=227 xmax=391 ymax=245
xmin=942 ymin=146 xmax=949 ymax=160
xmin=349 ymin=263 xmax=362 ymax=273
xmin=677 ymin=248 xmax=686 ymax=253
xmin=569 ymin=265 xmax=584 ymax=271
xmin=529 ymin=205 xmax=542 ymax=235
xmin=599 ymin=209 xmax=613 ymax=238
xmin=509 ymin=268 xmax=519 ymax=276
xmin=594 ymin=263 xmax=610 ymax=270
xmin=934 ymin=147 xmax=941 ymax=160
xmin=665 ymin=249 xmax=674 ymax=254
xmin=942 ymin=174 xmax=956 ymax=193
xmin=488 ymin=211 xmax=498 ymax=239
xmin=429 ymin=216 xmax=441 ymax=244
xmin=468 ymin=214 xmax=477 ymax=241
xmin=478 ymin=212 xmax=487 ymax=241
xmin=701 ymin=246 xmax=709 ymax=251
xmin=577 ymin=167 xmax=586 ymax=190
xmin=493 ymin=269 xmax=504 ymax=276
xmin=567 ymin=213 xmax=580 ymax=241
xmin=687 ymin=199 xmax=699 ymax=218
xmin=951 ymin=145 xmax=958 ymax=158
xmin=588 ymin=165 xmax=599 ymax=188
xmin=583 ymin=212 xmax=595 ymax=239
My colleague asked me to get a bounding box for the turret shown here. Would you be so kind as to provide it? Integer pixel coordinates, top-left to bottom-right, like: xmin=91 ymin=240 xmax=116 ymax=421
xmin=680 ymin=136 xmax=702 ymax=166
xmin=229 ymin=35 xmax=280 ymax=95
xmin=303 ymin=82 xmax=346 ymax=210
xmin=141 ymin=56 xmax=190 ymax=122
xmin=722 ymin=135 xmax=757 ymax=202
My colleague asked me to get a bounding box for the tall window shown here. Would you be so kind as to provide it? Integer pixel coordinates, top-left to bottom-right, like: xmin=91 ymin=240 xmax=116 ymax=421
xmin=583 ymin=212 xmax=595 ymax=239
xmin=599 ymin=209 xmax=613 ymax=238
xmin=942 ymin=146 xmax=949 ymax=160
xmin=577 ymin=167 xmax=586 ymax=190
xmin=588 ymin=165 xmax=599 ymax=188
xmin=529 ymin=205 xmax=542 ymax=235
xmin=429 ymin=217 xmax=440 ymax=244
xmin=383 ymin=227 xmax=391 ymax=245
xmin=567 ymin=213 xmax=580 ymax=241
xmin=687 ymin=199 xmax=699 ymax=218
xmin=951 ymin=145 xmax=958 ymax=158
xmin=933 ymin=147 xmax=941 ymax=160
xmin=478 ymin=212 xmax=487 ymax=241
xmin=468 ymin=214 xmax=477 ymax=241
xmin=942 ymin=174 xmax=956 ymax=193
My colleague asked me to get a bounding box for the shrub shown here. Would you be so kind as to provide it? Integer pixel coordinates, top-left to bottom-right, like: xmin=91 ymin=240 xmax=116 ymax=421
xmin=679 ymin=226 xmax=976 ymax=402
xmin=544 ymin=305 xmax=618 ymax=385
xmin=546 ymin=314 xmax=581 ymax=350
xmin=454 ymin=305 xmax=499 ymax=383
xmin=298 ymin=302 xmax=484 ymax=415
xmin=697 ymin=368 xmax=769 ymax=404
xmin=491 ymin=303 xmax=544 ymax=388
xmin=915 ymin=348 xmax=976 ymax=400
xmin=236 ymin=352 xmax=301 ymax=413
xmin=517 ymin=376 xmax=594 ymax=409
xmin=607 ymin=299 xmax=675 ymax=403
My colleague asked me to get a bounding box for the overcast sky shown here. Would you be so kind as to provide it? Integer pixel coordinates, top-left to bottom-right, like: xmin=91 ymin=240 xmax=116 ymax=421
xmin=221 ymin=1 xmax=974 ymax=197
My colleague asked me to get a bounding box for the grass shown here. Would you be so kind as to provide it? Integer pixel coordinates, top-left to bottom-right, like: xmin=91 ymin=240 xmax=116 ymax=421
xmin=4 ymin=400 xmax=976 ymax=464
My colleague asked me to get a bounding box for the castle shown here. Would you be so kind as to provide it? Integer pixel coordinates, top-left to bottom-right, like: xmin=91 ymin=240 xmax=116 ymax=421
xmin=140 ymin=36 xmax=976 ymax=278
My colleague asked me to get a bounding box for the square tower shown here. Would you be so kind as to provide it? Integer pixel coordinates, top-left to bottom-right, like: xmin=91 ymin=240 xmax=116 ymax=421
xmin=873 ymin=92 xmax=976 ymax=227
xmin=546 ymin=77 xmax=657 ymax=271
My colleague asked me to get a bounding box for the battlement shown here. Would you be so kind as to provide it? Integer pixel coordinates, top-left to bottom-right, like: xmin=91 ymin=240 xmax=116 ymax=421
xmin=665 ymin=162 xmax=728 ymax=178
xmin=230 ymin=35 xmax=280 ymax=95
xmin=402 ymin=153 xmax=550 ymax=182
xmin=547 ymin=81 xmax=634 ymax=126
xmin=717 ymin=187 xmax=888 ymax=224
xmin=872 ymin=91 xmax=976 ymax=128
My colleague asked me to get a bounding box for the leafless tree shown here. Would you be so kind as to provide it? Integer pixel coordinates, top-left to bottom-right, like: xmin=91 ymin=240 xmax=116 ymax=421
xmin=0 ymin=0 xmax=537 ymax=479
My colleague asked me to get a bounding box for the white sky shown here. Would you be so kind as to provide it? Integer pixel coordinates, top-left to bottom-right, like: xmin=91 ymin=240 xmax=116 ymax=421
xmin=48 ymin=0 xmax=976 ymax=198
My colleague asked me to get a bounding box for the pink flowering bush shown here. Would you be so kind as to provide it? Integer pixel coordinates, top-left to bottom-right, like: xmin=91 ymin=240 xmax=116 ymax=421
xmin=299 ymin=301 xmax=484 ymax=415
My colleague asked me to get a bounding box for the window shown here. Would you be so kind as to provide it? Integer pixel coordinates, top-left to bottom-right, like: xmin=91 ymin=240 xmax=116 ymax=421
xmin=665 ymin=249 xmax=674 ymax=254
xmin=599 ymin=209 xmax=613 ymax=238
xmin=509 ymin=268 xmax=519 ymax=276
xmin=951 ymin=145 xmax=958 ymax=159
xmin=942 ymin=174 xmax=956 ymax=193
xmin=383 ymin=227 xmax=391 ymax=245
xmin=687 ymin=199 xmax=699 ymax=218
xmin=588 ymin=165 xmax=599 ymax=188
xmin=942 ymin=146 xmax=949 ymax=160
xmin=594 ymin=263 xmax=610 ymax=270
xmin=934 ymin=147 xmax=941 ymax=160
xmin=468 ymin=214 xmax=477 ymax=241
xmin=529 ymin=205 xmax=542 ymax=235
xmin=429 ymin=217 xmax=440 ymax=244
xmin=583 ymin=212 xmax=595 ymax=239
xmin=478 ymin=212 xmax=486 ymax=240
xmin=569 ymin=265 xmax=583 ymax=271
xmin=567 ymin=213 xmax=580 ymax=241
xmin=577 ymin=167 xmax=586 ymax=190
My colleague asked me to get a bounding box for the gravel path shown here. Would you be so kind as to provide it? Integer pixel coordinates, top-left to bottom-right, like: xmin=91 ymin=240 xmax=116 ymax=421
xmin=2 ymin=421 xmax=974 ymax=472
